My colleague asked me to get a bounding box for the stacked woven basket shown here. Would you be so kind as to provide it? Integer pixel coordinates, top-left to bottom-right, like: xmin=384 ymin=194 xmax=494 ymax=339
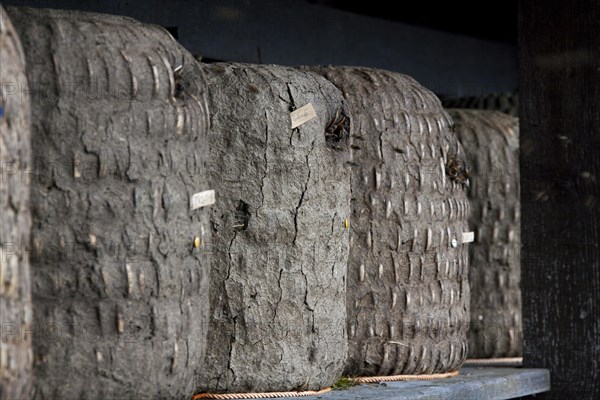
xmin=0 ymin=6 xmax=33 ymax=399
xmin=0 ymin=5 xmax=520 ymax=399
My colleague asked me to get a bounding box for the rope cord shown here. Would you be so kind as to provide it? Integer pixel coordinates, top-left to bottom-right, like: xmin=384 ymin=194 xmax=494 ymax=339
xmin=193 ymin=387 xmax=332 ymax=399
xmin=354 ymin=370 xmax=459 ymax=383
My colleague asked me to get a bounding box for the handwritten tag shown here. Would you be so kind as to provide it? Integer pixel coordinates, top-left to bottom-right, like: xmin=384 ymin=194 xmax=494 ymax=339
xmin=190 ymin=190 xmax=215 ymax=210
xmin=290 ymin=103 xmax=317 ymax=129
xmin=462 ymin=231 xmax=475 ymax=244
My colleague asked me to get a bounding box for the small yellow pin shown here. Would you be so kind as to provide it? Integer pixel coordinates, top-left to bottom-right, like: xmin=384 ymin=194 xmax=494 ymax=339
xmin=193 ymin=237 xmax=201 ymax=248
xmin=344 ymin=218 xmax=349 ymax=229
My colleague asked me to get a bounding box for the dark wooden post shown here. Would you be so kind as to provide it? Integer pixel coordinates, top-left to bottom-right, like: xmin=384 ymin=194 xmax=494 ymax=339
xmin=519 ymin=1 xmax=600 ymax=399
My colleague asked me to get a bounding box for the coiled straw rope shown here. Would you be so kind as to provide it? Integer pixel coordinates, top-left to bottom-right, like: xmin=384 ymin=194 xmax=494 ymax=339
xmin=192 ymin=387 xmax=332 ymax=399
xmin=354 ymin=370 xmax=459 ymax=383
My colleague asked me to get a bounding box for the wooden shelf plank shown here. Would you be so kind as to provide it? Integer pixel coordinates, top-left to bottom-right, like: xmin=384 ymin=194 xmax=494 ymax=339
xmin=292 ymin=368 xmax=550 ymax=400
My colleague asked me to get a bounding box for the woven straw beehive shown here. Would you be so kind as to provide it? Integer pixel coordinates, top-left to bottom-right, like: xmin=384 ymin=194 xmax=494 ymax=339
xmin=9 ymin=7 xmax=211 ymax=399
xmin=447 ymin=109 xmax=521 ymax=358
xmin=0 ymin=5 xmax=33 ymax=399
xmin=442 ymin=93 xmax=519 ymax=117
xmin=307 ymin=66 xmax=471 ymax=376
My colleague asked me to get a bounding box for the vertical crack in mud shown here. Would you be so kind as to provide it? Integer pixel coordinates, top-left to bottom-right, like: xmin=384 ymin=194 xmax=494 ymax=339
xmin=292 ymin=139 xmax=315 ymax=246
xmin=257 ymin=112 xmax=269 ymax=216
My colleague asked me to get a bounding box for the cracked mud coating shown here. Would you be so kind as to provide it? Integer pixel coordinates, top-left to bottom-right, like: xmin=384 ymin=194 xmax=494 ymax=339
xmin=198 ymin=63 xmax=351 ymax=393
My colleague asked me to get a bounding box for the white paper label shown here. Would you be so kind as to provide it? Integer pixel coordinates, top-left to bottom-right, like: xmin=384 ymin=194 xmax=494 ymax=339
xmin=462 ymin=231 xmax=475 ymax=244
xmin=190 ymin=190 xmax=215 ymax=210
xmin=290 ymin=103 xmax=317 ymax=129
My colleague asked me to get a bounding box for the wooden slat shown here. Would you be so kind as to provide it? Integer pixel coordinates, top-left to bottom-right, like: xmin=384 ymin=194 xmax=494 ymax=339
xmin=519 ymin=1 xmax=600 ymax=399
xmin=288 ymin=368 xmax=549 ymax=400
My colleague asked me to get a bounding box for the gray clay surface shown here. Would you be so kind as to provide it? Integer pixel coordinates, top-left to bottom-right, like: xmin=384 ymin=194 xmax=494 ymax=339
xmin=198 ymin=63 xmax=351 ymax=393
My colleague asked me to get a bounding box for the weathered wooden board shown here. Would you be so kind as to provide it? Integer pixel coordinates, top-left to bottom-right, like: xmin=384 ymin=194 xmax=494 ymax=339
xmin=519 ymin=1 xmax=600 ymax=399
xmin=289 ymin=368 xmax=549 ymax=400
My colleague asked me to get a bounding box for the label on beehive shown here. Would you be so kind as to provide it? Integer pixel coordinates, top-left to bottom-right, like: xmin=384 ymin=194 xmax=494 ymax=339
xmin=290 ymin=103 xmax=317 ymax=128
xmin=462 ymin=231 xmax=475 ymax=243
xmin=190 ymin=190 xmax=215 ymax=210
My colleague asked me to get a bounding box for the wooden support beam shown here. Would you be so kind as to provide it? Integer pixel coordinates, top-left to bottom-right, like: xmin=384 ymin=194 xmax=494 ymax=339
xmin=519 ymin=1 xmax=600 ymax=399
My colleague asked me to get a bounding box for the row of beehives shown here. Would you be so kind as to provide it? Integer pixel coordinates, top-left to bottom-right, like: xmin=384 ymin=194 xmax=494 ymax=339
xmin=0 ymin=6 xmax=520 ymax=400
